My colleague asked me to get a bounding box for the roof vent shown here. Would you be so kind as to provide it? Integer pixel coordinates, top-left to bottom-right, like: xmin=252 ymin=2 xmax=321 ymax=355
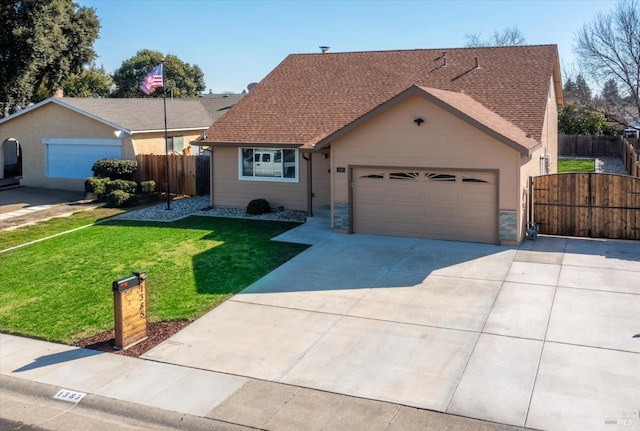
xmin=474 ymin=56 xmax=480 ymax=69
xmin=435 ymin=51 xmax=447 ymax=67
xmin=319 ymin=46 xmax=330 ymax=54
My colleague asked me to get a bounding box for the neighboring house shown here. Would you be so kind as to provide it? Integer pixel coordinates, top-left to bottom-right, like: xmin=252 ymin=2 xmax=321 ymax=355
xmin=0 ymin=95 xmax=242 ymax=191
xmin=196 ymin=45 xmax=562 ymax=244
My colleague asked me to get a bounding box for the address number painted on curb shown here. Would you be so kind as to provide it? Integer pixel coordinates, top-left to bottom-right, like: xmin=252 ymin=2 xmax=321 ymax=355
xmin=53 ymin=389 xmax=86 ymax=403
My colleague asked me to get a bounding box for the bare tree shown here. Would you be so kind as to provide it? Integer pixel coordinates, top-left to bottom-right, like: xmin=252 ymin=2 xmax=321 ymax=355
xmin=464 ymin=26 xmax=526 ymax=47
xmin=574 ymin=0 xmax=640 ymax=126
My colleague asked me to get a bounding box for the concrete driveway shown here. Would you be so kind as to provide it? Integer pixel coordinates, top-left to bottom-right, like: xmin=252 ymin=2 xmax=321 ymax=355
xmin=144 ymin=225 xmax=640 ymax=431
xmin=0 ymin=187 xmax=84 ymax=215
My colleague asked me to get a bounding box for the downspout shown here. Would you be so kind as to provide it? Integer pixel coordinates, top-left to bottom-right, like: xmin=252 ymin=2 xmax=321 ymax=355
xmin=302 ymin=153 xmax=313 ymax=216
xmin=209 ymin=147 xmax=214 ymax=206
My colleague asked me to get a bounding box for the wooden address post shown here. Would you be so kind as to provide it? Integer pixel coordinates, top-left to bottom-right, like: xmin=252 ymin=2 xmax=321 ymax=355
xmin=112 ymin=271 xmax=148 ymax=350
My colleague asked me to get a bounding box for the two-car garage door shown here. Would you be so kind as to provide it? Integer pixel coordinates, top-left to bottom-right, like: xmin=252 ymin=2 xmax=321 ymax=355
xmin=353 ymin=168 xmax=497 ymax=243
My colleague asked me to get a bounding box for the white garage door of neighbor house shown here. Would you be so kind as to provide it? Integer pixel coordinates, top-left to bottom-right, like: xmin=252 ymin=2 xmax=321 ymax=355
xmin=43 ymin=138 xmax=122 ymax=179
xmin=353 ymin=168 xmax=497 ymax=243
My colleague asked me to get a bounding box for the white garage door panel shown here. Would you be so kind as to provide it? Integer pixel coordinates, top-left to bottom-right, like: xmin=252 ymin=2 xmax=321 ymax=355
xmin=44 ymin=138 xmax=122 ymax=179
xmin=354 ymin=168 xmax=497 ymax=243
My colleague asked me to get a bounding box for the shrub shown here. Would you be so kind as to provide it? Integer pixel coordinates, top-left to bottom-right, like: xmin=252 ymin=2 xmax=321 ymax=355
xmin=105 ymin=190 xmax=136 ymax=208
xmin=140 ymin=180 xmax=156 ymax=193
xmin=105 ymin=179 xmax=138 ymax=194
xmin=246 ymin=198 xmax=271 ymax=215
xmin=84 ymin=177 xmax=109 ymax=196
xmin=92 ymin=159 xmax=138 ymax=180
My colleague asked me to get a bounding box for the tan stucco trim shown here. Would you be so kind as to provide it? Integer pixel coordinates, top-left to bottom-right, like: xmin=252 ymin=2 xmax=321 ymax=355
xmin=552 ymin=50 xmax=563 ymax=108
xmin=314 ymin=86 xmax=537 ymax=156
xmin=197 ymin=141 xmax=303 ymax=148
xmin=130 ymin=127 xmax=206 ymax=134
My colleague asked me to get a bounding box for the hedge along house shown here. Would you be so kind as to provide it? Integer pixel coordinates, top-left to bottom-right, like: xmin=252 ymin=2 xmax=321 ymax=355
xmin=0 ymin=95 xmax=241 ymax=191
xmin=196 ymin=45 xmax=562 ymax=244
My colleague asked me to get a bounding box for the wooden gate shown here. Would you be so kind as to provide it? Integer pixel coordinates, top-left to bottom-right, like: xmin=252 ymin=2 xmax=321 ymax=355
xmin=532 ymin=173 xmax=640 ymax=240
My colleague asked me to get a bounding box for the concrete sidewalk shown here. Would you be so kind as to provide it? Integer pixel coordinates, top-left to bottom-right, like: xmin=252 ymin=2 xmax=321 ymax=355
xmin=0 ymin=334 xmax=526 ymax=431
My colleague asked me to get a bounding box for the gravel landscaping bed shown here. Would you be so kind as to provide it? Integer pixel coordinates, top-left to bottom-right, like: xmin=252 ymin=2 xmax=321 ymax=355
xmin=595 ymin=157 xmax=628 ymax=175
xmin=112 ymin=195 xmax=307 ymax=223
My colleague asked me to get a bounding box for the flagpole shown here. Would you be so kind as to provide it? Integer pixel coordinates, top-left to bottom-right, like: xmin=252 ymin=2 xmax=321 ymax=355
xmin=162 ymin=62 xmax=171 ymax=211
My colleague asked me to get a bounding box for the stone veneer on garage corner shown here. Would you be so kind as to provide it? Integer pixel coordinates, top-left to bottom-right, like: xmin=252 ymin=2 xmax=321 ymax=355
xmin=333 ymin=203 xmax=349 ymax=230
xmin=499 ymin=210 xmax=518 ymax=242
xmin=335 ymin=205 xmax=519 ymax=243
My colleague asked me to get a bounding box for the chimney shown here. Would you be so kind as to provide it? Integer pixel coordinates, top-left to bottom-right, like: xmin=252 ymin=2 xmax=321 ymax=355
xmin=319 ymin=46 xmax=330 ymax=54
xmin=53 ymin=88 xmax=64 ymax=98
xmin=474 ymin=56 xmax=480 ymax=69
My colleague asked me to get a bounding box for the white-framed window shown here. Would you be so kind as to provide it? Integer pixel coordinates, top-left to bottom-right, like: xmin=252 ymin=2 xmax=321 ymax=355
xmin=238 ymin=147 xmax=298 ymax=182
xmin=166 ymin=136 xmax=184 ymax=153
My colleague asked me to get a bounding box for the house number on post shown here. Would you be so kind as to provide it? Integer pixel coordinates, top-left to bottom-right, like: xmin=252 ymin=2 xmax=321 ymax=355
xmin=112 ymin=270 xmax=148 ymax=350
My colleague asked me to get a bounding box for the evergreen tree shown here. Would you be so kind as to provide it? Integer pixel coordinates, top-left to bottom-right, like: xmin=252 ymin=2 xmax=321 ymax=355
xmin=575 ymin=74 xmax=592 ymax=102
xmin=563 ymin=78 xmax=577 ymax=93
xmin=63 ymin=63 xmax=114 ymax=97
xmin=0 ymin=0 xmax=99 ymax=116
xmin=601 ymin=78 xmax=620 ymax=106
xmin=112 ymin=49 xmax=205 ymax=98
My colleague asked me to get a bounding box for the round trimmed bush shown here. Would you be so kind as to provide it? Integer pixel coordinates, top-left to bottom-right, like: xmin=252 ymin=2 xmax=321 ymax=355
xmin=140 ymin=180 xmax=156 ymax=193
xmin=85 ymin=177 xmax=109 ymax=196
xmin=106 ymin=190 xmax=135 ymax=208
xmin=246 ymin=198 xmax=271 ymax=215
xmin=105 ymin=179 xmax=138 ymax=194
xmin=91 ymin=159 xmax=138 ymax=180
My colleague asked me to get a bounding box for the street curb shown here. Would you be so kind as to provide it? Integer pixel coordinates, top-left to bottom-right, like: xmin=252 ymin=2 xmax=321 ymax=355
xmin=0 ymin=375 xmax=256 ymax=431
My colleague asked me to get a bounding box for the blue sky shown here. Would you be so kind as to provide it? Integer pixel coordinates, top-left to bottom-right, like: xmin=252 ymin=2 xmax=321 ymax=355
xmin=76 ymin=0 xmax=616 ymax=94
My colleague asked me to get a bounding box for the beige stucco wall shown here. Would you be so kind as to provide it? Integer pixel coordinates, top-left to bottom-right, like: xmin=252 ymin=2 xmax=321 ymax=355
xmin=330 ymin=94 xmax=521 ymax=235
xmin=0 ymin=103 xmax=129 ymax=191
xmin=211 ymin=146 xmax=330 ymax=212
xmin=311 ymin=152 xmax=331 ymax=207
xmin=129 ymin=131 xmax=204 ymax=158
xmin=517 ymin=76 xmax=559 ymax=237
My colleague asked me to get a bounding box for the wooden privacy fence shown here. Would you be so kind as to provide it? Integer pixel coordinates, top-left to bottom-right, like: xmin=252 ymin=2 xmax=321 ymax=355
xmin=532 ymin=173 xmax=640 ymax=240
xmin=136 ymin=154 xmax=210 ymax=196
xmin=559 ymin=134 xmax=640 ymax=178
xmin=559 ymin=134 xmax=623 ymax=158
xmin=622 ymin=138 xmax=640 ymax=177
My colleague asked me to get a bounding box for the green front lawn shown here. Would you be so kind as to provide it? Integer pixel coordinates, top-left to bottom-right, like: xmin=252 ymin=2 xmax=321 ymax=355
xmin=0 ymin=207 xmax=126 ymax=251
xmin=557 ymin=158 xmax=595 ymax=173
xmin=0 ymin=216 xmax=307 ymax=343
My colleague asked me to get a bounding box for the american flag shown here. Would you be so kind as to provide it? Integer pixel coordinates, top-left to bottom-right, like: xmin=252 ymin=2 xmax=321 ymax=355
xmin=139 ymin=63 xmax=164 ymax=95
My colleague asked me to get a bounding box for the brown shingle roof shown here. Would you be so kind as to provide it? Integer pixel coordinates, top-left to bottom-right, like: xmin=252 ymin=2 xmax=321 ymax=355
xmin=201 ymin=45 xmax=560 ymax=149
xmin=198 ymin=95 xmax=244 ymax=122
